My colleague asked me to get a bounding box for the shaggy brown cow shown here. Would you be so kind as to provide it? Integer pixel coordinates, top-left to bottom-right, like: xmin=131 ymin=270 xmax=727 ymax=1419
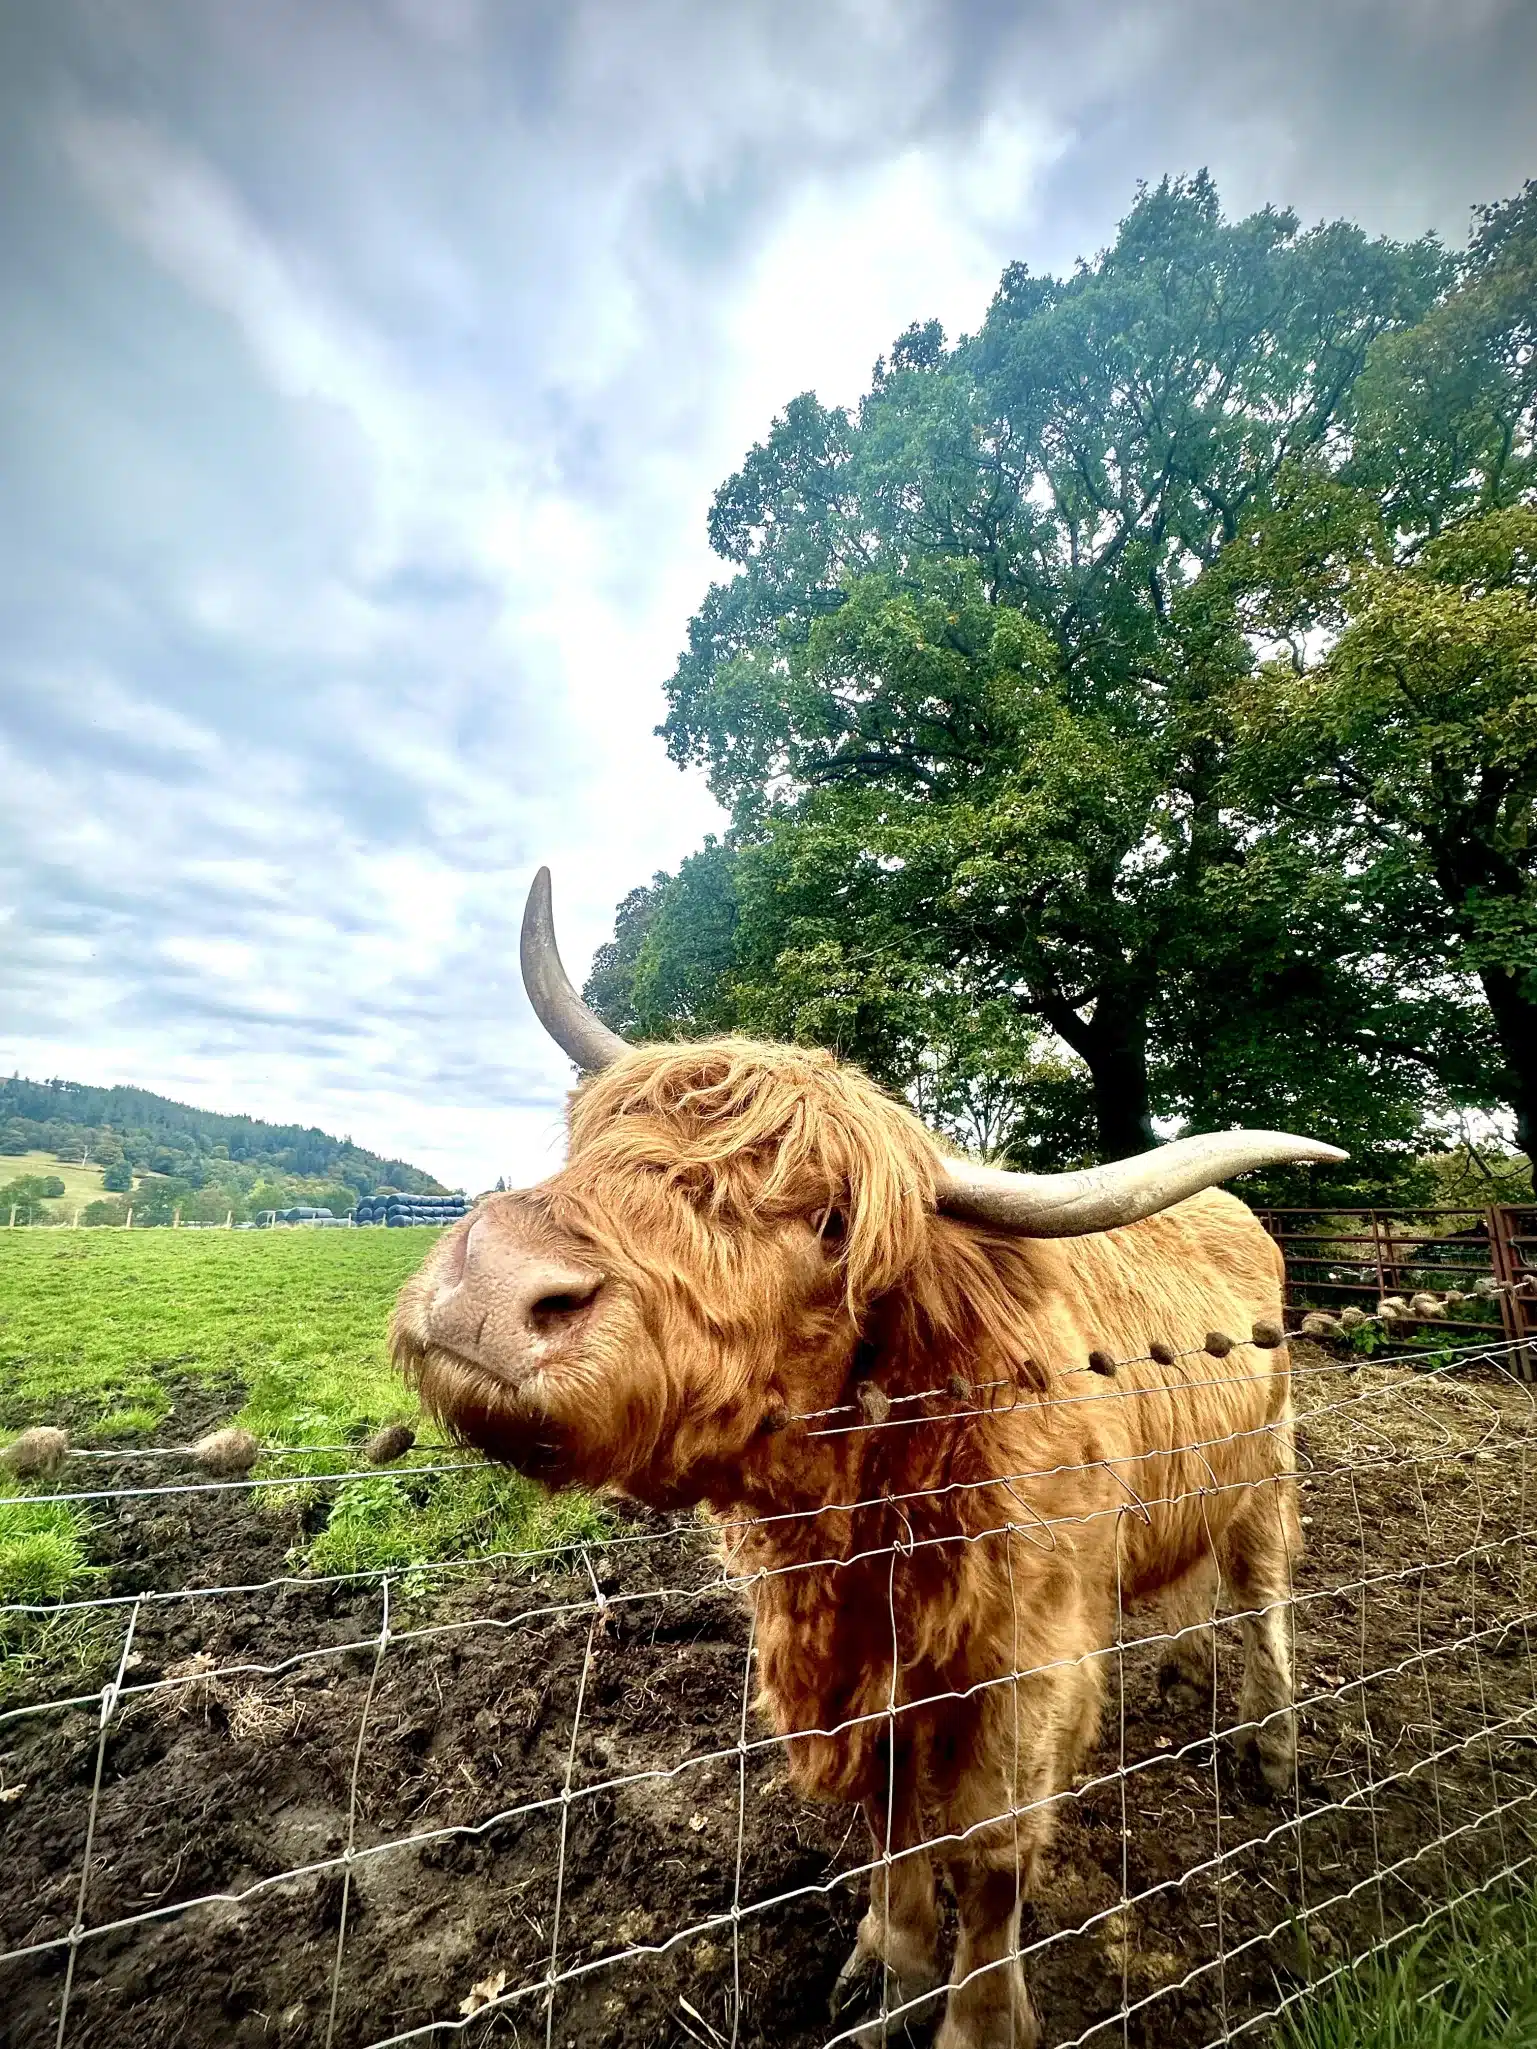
xmin=391 ymin=870 xmax=1343 ymax=2049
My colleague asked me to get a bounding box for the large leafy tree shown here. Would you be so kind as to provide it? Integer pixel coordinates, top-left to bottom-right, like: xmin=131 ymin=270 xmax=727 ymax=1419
xmin=1229 ymin=184 xmax=1536 ymax=1154
xmin=594 ymin=175 xmax=1536 ymax=1170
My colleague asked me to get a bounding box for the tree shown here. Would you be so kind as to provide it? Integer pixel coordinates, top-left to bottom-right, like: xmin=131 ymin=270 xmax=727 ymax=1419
xmin=1230 ymin=185 xmax=1536 ymax=1155
xmin=1235 ymin=505 xmax=1536 ymax=1152
xmin=0 ymin=1176 xmax=57 ymax=1224
xmin=101 ymin=1162 xmax=133 ymax=1193
xmin=619 ymin=176 xmax=1449 ymax=1160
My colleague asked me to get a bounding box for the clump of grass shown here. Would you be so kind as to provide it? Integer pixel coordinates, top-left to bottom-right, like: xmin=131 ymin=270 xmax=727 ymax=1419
xmin=92 ymin=1401 xmax=169 ymax=1440
xmin=1282 ymin=1881 xmax=1537 ymax=2048
xmin=304 ymin=1466 xmax=607 ymax=1580
xmin=0 ymin=1498 xmax=111 ymax=1709
xmin=0 ymin=1498 xmax=97 ymax=1605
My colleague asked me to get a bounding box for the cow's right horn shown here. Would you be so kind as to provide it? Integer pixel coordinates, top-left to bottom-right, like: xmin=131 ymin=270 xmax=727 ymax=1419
xmin=520 ymin=868 xmax=632 ymax=1072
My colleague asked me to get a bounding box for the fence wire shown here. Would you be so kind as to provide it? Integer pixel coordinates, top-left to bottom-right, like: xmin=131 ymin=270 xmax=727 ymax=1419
xmin=2 ymin=1318 xmax=1537 ymax=2048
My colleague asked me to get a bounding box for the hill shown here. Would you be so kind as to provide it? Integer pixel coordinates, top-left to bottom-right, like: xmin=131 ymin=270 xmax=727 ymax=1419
xmin=0 ymin=1074 xmax=444 ymax=1217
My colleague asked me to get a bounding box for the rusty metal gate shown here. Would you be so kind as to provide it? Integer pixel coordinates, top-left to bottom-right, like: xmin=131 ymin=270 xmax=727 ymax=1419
xmin=1256 ymin=1203 xmax=1537 ymax=1376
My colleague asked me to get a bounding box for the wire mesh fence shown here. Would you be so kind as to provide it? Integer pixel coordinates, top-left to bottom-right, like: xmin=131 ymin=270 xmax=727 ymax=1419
xmin=4 ymin=1309 xmax=1537 ymax=2047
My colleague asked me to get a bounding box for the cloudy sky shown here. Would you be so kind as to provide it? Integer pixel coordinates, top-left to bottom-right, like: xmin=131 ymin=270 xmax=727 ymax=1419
xmin=1 ymin=0 xmax=1533 ymax=1192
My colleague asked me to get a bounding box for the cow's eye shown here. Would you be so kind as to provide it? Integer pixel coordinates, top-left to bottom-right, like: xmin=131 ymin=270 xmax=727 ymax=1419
xmin=820 ymin=1209 xmax=847 ymax=1245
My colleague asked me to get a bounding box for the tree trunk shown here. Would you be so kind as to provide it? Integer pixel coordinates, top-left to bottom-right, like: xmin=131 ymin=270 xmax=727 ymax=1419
xmin=1081 ymin=1010 xmax=1158 ymax=1161
xmin=1477 ymin=965 xmax=1537 ymax=1161
xmin=1033 ymin=985 xmax=1158 ymax=1162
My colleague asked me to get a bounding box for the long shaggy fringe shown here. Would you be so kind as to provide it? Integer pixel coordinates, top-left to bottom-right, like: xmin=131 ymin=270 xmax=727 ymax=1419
xmin=566 ymin=1037 xmax=942 ymax=1309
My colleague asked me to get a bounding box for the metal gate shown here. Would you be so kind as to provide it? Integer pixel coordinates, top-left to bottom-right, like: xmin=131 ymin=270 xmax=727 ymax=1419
xmin=1256 ymin=1203 xmax=1537 ymax=1377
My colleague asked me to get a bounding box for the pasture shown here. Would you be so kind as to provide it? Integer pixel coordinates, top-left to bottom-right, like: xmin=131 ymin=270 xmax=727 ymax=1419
xmin=1 ymin=1154 xmax=112 ymax=1212
xmin=2 ymin=1234 xmax=1536 ymax=2047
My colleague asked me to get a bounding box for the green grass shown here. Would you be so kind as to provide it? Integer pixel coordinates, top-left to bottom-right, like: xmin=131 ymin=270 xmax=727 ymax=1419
xmin=1281 ymin=1881 xmax=1537 ymax=2047
xmin=306 ymin=1467 xmax=605 ymax=1579
xmin=0 ymin=1498 xmax=99 ymax=1604
xmin=0 ymin=1149 xmax=111 ymax=1211
xmin=0 ymin=1232 xmax=605 ymax=1680
xmin=0 ymin=1228 xmax=431 ymax=1433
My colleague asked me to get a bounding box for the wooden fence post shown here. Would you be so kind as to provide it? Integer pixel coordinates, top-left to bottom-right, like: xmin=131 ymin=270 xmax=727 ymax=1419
xmin=124 ymin=1207 xmax=133 ymax=1230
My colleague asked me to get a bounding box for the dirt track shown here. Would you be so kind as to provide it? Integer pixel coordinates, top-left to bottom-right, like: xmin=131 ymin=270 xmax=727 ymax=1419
xmin=4 ymin=1349 xmax=1537 ymax=2049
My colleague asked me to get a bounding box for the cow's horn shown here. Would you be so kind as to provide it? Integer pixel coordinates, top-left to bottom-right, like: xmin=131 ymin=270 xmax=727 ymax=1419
xmin=520 ymin=868 xmax=632 ymax=1072
xmin=934 ymin=1131 xmax=1348 ymax=1238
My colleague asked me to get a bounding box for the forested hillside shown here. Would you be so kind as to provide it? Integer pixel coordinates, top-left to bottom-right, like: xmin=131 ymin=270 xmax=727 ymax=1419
xmin=0 ymin=1074 xmax=444 ymax=1224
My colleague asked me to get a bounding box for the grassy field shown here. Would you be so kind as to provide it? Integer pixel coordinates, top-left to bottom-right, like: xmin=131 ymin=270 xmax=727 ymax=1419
xmin=0 ymin=1149 xmax=111 ymax=1210
xmin=0 ymin=1229 xmax=600 ymax=1646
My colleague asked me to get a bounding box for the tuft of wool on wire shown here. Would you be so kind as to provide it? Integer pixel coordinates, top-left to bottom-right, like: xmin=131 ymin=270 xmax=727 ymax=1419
xmin=1250 ymin=1320 xmax=1286 ymax=1350
xmin=1203 ymin=1331 xmax=1235 ymax=1357
xmin=1300 ymin=1312 xmax=1342 ymax=1339
xmin=193 ymin=1428 xmax=262 ymax=1478
xmin=361 ymin=1424 xmax=417 ymax=1466
xmin=1 ymin=1426 xmax=70 ymax=1479
xmin=857 ymin=1382 xmax=892 ymax=1426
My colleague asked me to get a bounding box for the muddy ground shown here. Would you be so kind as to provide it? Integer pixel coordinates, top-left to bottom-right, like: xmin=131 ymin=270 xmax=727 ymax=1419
xmin=4 ymin=1352 xmax=1537 ymax=2049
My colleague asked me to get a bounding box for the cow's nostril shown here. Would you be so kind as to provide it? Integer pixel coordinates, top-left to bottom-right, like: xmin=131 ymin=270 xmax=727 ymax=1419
xmin=528 ymin=1281 xmax=600 ymax=1334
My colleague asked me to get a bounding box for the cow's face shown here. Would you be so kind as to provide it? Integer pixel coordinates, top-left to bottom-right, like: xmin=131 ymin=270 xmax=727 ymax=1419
xmin=389 ymin=1043 xmax=937 ymax=1504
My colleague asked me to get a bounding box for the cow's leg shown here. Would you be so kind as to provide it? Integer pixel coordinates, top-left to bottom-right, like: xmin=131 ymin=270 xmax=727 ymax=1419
xmin=933 ymin=1658 xmax=1098 ymax=2049
xmin=939 ymin=1860 xmax=1037 ymax=2049
xmin=1156 ymin=1553 xmax=1220 ymax=1714
xmin=832 ymin=1752 xmax=942 ymax=2037
xmin=1222 ymin=1475 xmax=1302 ymax=1794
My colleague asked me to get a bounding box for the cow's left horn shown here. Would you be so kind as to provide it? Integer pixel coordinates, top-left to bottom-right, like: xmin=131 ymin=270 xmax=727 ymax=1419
xmin=520 ymin=867 xmax=632 ymax=1072
xmin=935 ymin=1131 xmax=1348 ymax=1238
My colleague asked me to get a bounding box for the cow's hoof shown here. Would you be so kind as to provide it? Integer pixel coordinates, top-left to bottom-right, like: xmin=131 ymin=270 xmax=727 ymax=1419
xmin=831 ymin=1946 xmax=942 ymax=2042
xmin=1156 ymin=1659 xmax=1208 ymax=1714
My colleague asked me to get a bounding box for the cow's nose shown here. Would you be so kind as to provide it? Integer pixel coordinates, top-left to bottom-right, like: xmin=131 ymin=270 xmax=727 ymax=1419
xmin=506 ymin=1261 xmax=603 ymax=1336
xmin=425 ymin=1216 xmax=603 ymax=1361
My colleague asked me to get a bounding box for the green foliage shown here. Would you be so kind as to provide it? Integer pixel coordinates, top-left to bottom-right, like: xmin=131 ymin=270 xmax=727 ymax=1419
xmin=100 ymin=1161 xmax=132 ymax=1193
xmin=1281 ymin=1880 xmax=1537 ymax=2047
xmin=1234 ymin=498 xmax=1537 ymax=1150
xmin=0 ymin=1175 xmax=64 ymax=1223
xmin=594 ymin=172 xmax=1536 ymax=1171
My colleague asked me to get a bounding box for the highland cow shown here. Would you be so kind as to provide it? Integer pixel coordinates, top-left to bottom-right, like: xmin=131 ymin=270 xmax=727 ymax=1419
xmin=390 ymin=870 xmax=1343 ymax=2049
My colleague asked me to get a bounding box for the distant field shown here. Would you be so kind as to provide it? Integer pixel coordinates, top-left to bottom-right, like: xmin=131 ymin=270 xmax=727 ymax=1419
xmin=0 ymin=1149 xmax=109 ymax=1209
xmin=0 ymin=1227 xmax=431 ymax=1433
